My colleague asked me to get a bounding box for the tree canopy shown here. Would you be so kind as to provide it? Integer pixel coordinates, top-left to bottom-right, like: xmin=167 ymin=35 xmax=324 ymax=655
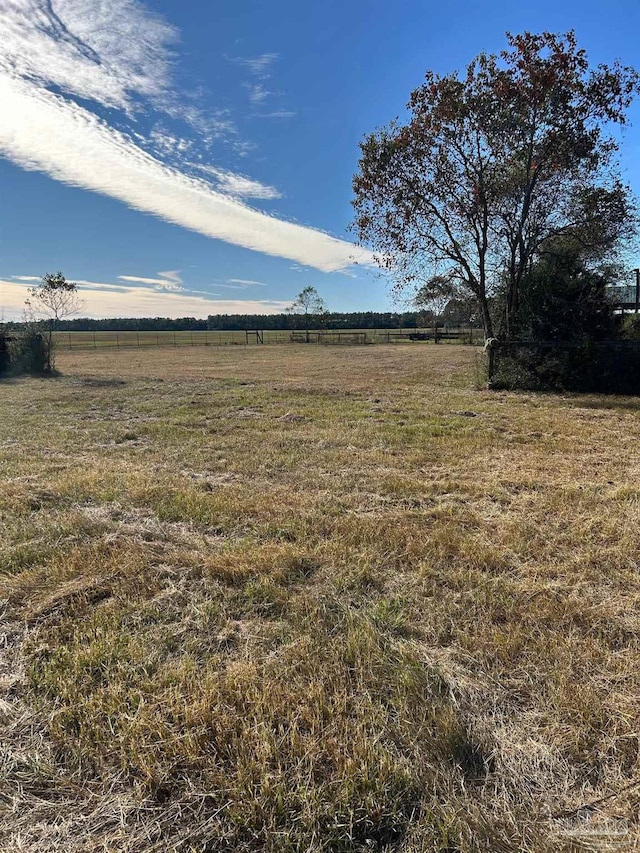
xmin=512 ymin=243 xmax=618 ymax=342
xmin=26 ymin=272 xmax=82 ymax=324
xmin=352 ymin=31 xmax=639 ymax=339
xmin=26 ymin=272 xmax=82 ymax=371
xmin=287 ymin=286 xmax=327 ymax=317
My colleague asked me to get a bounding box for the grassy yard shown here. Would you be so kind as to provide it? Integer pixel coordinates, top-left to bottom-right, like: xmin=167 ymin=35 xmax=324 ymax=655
xmin=1 ymin=344 xmax=640 ymax=851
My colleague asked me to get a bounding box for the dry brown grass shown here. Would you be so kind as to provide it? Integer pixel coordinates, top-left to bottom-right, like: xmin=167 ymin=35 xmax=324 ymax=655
xmin=2 ymin=343 xmax=640 ymax=851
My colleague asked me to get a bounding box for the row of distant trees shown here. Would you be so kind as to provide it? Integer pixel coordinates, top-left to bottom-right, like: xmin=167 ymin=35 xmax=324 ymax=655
xmin=6 ymin=308 xmax=469 ymax=334
xmin=4 ymin=278 xmax=478 ymax=339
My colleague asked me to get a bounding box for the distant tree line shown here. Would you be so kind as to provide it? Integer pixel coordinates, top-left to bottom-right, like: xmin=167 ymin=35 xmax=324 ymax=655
xmin=3 ymin=310 xmax=478 ymax=334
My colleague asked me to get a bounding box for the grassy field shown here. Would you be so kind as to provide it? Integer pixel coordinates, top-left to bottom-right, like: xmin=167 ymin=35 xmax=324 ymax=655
xmin=2 ymin=343 xmax=640 ymax=851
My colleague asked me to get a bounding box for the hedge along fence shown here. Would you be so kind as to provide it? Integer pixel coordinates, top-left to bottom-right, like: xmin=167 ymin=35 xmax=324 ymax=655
xmin=487 ymin=339 xmax=640 ymax=394
xmin=486 ymin=339 xmax=640 ymax=394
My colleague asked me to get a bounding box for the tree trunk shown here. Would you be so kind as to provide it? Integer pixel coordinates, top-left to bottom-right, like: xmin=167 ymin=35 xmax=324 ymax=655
xmin=476 ymin=292 xmax=494 ymax=339
xmin=47 ymin=319 xmax=53 ymax=372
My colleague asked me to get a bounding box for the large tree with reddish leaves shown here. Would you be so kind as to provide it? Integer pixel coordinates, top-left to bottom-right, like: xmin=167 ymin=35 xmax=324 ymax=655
xmin=352 ymin=31 xmax=639 ymax=339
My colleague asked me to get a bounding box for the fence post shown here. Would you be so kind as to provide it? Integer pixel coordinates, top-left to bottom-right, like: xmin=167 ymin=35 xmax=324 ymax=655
xmin=116 ymin=332 xmax=119 ymax=349
xmin=487 ymin=340 xmax=496 ymax=387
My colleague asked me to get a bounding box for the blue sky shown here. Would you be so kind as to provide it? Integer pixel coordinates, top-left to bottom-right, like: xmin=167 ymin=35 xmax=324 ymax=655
xmin=1 ymin=0 xmax=640 ymax=320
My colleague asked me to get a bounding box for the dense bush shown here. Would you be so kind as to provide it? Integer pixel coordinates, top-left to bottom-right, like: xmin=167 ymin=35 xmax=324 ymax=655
xmin=15 ymin=329 xmax=51 ymax=374
xmin=511 ymin=252 xmax=617 ymax=343
xmin=0 ymin=328 xmax=54 ymax=377
xmin=491 ymin=340 xmax=640 ymax=394
xmin=489 ymin=251 xmax=638 ymax=393
xmin=0 ymin=334 xmax=11 ymax=376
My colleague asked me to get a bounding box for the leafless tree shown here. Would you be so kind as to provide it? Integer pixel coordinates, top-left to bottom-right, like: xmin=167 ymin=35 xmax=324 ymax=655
xmin=26 ymin=272 xmax=83 ymax=371
xmin=287 ymin=286 xmax=327 ymax=342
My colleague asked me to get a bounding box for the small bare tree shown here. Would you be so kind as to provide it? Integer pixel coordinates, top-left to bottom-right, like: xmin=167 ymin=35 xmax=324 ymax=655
xmin=287 ymin=286 xmax=327 ymax=342
xmin=26 ymin=272 xmax=83 ymax=371
xmin=413 ymin=274 xmax=459 ymax=320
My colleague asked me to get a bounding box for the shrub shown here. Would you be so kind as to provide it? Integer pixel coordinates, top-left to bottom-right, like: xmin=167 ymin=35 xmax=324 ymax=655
xmin=0 ymin=327 xmax=55 ymax=378
xmin=0 ymin=334 xmax=11 ymax=376
xmin=11 ymin=328 xmax=53 ymax=375
xmin=489 ymin=248 xmax=634 ymax=393
xmin=491 ymin=341 xmax=640 ymax=394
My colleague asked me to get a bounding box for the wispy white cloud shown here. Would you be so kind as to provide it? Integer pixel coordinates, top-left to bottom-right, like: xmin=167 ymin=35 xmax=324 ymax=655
xmin=73 ymin=280 xmax=130 ymax=291
xmin=246 ymin=83 xmax=273 ymax=104
xmin=214 ymin=170 xmax=281 ymax=199
xmin=0 ymin=74 xmax=369 ymax=272
xmin=0 ymin=0 xmax=176 ymax=112
xmin=233 ymin=52 xmax=296 ymax=120
xmin=0 ymin=2 xmax=371 ymax=274
xmin=232 ymin=140 xmax=258 ymax=159
xmin=188 ymin=163 xmax=282 ymax=200
xmin=214 ymin=284 xmax=262 ymax=290
xmin=118 ymin=276 xmax=172 ymax=287
xmin=251 ymin=110 xmax=296 ymax=120
xmin=0 ymin=277 xmax=290 ymax=320
xmin=232 ymin=53 xmax=279 ymax=79
xmin=118 ymin=270 xmax=183 ymax=290
xmin=154 ymin=270 xmax=184 ymax=290
xmin=228 ymin=278 xmax=268 ymax=286
xmin=148 ymin=129 xmax=194 ymax=159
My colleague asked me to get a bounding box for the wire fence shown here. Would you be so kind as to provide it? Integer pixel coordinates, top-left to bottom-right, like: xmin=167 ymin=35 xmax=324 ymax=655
xmin=53 ymin=327 xmax=483 ymax=351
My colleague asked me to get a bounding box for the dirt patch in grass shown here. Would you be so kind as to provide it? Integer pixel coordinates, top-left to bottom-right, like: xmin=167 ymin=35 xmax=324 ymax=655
xmin=1 ymin=344 xmax=640 ymax=851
